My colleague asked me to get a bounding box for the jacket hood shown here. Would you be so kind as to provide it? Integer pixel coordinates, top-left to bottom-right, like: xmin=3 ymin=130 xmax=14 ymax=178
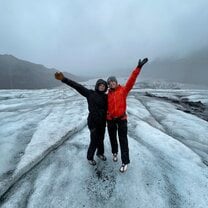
xmin=95 ymin=79 xmax=108 ymax=92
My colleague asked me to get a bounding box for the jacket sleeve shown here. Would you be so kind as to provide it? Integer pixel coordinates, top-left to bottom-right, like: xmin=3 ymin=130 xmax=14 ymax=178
xmin=62 ymin=77 xmax=90 ymax=97
xmin=124 ymin=67 xmax=142 ymax=94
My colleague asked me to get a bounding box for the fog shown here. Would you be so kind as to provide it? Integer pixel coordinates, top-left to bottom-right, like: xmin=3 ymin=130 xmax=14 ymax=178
xmin=0 ymin=0 xmax=208 ymax=76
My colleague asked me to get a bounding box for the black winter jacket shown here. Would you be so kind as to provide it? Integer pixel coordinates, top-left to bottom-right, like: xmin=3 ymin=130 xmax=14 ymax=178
xmin=62 ymin=78 xmax=107 ymax=129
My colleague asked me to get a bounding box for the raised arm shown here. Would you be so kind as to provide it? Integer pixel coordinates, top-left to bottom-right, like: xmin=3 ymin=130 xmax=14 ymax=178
xmin=125 ymin=58 xmax=148 ymax=94
xmin=55 ymin=72 xmax=90 ymax=97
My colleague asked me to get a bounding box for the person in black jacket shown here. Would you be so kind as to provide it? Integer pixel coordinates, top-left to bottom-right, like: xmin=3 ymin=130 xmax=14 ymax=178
xmin=55 ymin=72 xmax=108 ymax=166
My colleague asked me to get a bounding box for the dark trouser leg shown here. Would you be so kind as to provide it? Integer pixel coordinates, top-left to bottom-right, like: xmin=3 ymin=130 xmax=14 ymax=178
xmin=96 ymin=126 xmax=105 ymax=155
xmin=87 ymin=128 xmax=98 ymax=160
xmin=118 ymin=119 xmax=130 ymax=164
xmin=107 ymin=120 xmax=118 ymax=154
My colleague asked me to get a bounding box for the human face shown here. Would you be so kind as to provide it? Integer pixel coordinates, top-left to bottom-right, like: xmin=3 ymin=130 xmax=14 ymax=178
xmin=108 ymin=81 xmax=118 ymax=89
xmin=98 ymin=83 xmax=106 ymax=92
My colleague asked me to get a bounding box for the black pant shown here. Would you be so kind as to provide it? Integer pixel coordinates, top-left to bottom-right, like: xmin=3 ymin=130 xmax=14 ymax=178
xmin=107 ymin=119 xmax=130 ymax=164
xmin=87 ymin=125 xmax=105 ymax=160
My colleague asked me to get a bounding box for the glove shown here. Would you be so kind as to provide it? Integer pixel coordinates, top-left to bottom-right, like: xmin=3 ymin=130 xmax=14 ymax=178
xmin=55 ymin=72 xmax=64 ymax=80
xmin=137 ymin=58 xmax=148 ymax=68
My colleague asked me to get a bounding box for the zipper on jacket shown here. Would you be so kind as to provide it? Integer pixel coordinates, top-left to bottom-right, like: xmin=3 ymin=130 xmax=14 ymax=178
xmin=114 ymin=92 xmax=117 ymax=116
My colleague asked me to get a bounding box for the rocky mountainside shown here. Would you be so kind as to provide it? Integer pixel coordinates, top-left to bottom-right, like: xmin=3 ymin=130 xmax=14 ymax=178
xmin=142 ymin=47 xmax=208 ymax=86
xmin=0 ymin=54 xmax=85 ymax=89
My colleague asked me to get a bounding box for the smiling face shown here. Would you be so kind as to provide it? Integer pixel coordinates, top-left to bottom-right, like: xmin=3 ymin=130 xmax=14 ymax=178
xmin=95 ymin=79 xmax=107 ymax=92
xmin=108 ymin=80 xmax=118 ymax=89
xmin=98 ymin=83 xmax=106 ymax=92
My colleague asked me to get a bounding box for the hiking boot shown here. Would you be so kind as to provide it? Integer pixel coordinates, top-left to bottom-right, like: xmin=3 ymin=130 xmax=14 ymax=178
xmin=96 ymin=154 xmax=107 ymax=161
xmin=112 ymin=153 xmax=118 ymax=162
xmin=88 ymin=160 xmax=96 ymax=166
xmin=119 ymin=164 xmax=128 ymax=173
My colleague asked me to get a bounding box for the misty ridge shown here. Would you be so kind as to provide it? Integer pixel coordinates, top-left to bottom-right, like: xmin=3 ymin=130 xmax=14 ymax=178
xmin=0 ymin=55 xmax=86 ymax=89
xmin=0 ymin=47 xmax=208 ymax=89
xmin=110 ymin=47 xmax=208 ymax=88
xmin=142 ymin=47 xmax=208 ymax=86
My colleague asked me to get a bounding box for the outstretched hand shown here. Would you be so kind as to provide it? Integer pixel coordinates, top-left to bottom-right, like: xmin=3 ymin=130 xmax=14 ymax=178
xmin=137 ymin=58 xmax=148 ymax=68
xmin=55 ymin=72 xmax=64 ymax=80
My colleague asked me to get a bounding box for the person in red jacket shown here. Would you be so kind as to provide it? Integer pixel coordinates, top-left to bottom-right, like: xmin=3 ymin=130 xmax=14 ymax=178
xmin=107 ymin=58 xmax=148 ymax=173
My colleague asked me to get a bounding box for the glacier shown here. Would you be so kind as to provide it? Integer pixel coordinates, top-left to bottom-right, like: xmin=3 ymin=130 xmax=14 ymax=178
xmin=0 ymin=81 xmax=208 ymax=208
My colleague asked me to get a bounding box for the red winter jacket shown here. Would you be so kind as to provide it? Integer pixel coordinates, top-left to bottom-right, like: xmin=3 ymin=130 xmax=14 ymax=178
xmin=107 ymin=67 xmax=142 ymax=120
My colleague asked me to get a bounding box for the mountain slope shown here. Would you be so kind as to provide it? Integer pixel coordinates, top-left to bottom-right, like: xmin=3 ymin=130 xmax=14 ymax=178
xmin=0 ymin=54 xmax=84 ymax=89
xmin=142 ymin=47 xmax=208 ymax=86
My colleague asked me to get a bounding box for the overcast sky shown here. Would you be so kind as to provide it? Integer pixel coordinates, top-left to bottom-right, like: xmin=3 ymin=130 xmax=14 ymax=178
xmin=0 ymin=0 xmax=208 ymax=76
